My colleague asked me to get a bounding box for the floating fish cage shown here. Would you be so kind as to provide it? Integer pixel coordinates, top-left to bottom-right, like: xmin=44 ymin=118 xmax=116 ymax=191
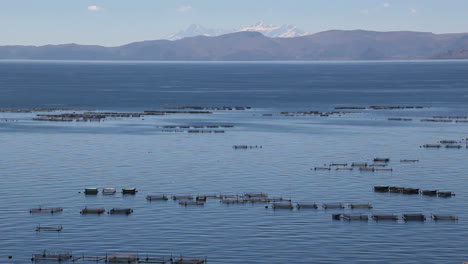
xmin=36 ymin=225 xmax=63 ymax=232
xmin=402 ymin=188 xmax=420 ymax=195
xmin=122 ymin=188 xmax=137 ymax=195
xmin=351 ymin=163 xmax=368 ymax=167
xmin=422 ymin=144 xmax=441 ymax=148
xmin=432 ymin=215 xmax=458 ymax=221
xmin=421 ymin=190 xmax=438 ymax=196
xmin=389 ymin=186 xmax=404 ymax=193
xmin=372 ymin=214 xmax=398 ymax=221
xmin=107 ymin=254 xmax=139 ymax=263
xmin=438 ymin=191 xmax=455 ymax=197
xmin=179 ymin=201 xmax=205 ymax=206
xmin=336 ymin=168 xmax=353 ymax=171
xmin=322 ymin=203 xmax=345 ymax=209
xmin=220 ymin=199 xmax=246 ymax=205
xmin=349 ymin=204 xmax=373 ymax=209
xmin=172 ymin=195 xmax=194 ymax=200
xmin=196 ymin=196 xmax=207 ymax=201
xmin=445 ymin=145 xmax=462 ymax=148
xmin=173 ymin=257 xmax=207 ymax=264
xmin=400 ymin=159 xmax=419 ymax=162
xmin=359 ymin=167 xmax=375 ymax=172
xmin=30 ymin=207 xmax=63 ymax=214
xmin=402 ymin=214 xmax=426 ymax=221
xmin=375 ymin=168 xmax=393 ymax=172
xmin=314 ymin=167 xmax=331 ymax=171
xmin=109 ymin=208 xmax=133 ymax=215
xmin=146 ymin=195 xmax=169 ymax=201
xmin=270 ymin=203 xmax=294 ymax=210
xmin=32 ymin=251 xmax=72 ymax=262
xmin=374 ymin=186 xmax=389 ymax=192
xmin=80 ymin=208 xmax=105 ymax=214
xmin=296 ymin=203 xmax=318 ymax=209
xmin=244 ymin=193 xmax=268 ymax=198
xmin=330 ymin=163 xmax=348 ymax=166
xmin=84 ymin=188 xmax=99 ymax=195
xmin=342 ymin=214 xmax=369 ymax=221
xmin=439 ymin=140 xmax=460 ymax=144
xmin=332 ymin=214 xmax=342 ymax=220
xmin=373 ymin=158 xmax=390 ymax=162
xmin=102 ymin=187 xmax=116 ymax=195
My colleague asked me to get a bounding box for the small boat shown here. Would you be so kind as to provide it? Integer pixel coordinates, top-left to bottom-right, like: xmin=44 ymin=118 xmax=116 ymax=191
xmin=102 ymin=187 xmax=116 ymax=195
xmin=109 ymin=208 xmax=133 ymax=215
xmin=80 ymin=207 xmax=105 ymax=214
xmin=146 ymin=195 xmax=169 ymax=201
xmin=84 ymin=188 xmax=98 ymax=195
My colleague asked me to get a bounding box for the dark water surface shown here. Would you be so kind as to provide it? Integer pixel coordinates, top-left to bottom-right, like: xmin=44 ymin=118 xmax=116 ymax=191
xmin=0 ymin=61 xmax=467 ymax=263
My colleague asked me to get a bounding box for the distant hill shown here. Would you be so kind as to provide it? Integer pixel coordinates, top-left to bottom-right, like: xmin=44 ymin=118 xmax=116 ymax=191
xmin=1 ymin=30 xmax=468 ymax=61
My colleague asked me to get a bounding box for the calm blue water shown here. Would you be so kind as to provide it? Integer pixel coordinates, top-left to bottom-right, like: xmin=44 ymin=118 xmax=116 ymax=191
xmin=0 ymin=61 xmax=467 ymax=263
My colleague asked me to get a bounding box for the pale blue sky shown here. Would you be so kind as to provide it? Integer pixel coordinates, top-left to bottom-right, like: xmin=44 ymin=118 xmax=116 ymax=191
xmin=1 ymin=0 xmax=467 ymax=46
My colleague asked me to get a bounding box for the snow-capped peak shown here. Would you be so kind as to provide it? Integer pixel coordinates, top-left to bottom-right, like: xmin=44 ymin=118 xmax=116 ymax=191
xmin=165 ymin=21 xmax=308 ymax=40
xmin=239 ymin=21 xmax=307 ymax=38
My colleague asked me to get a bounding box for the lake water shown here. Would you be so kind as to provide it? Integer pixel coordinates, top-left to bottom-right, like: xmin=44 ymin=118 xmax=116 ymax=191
xmin=0 ymin=61 xmax=467 ymax=263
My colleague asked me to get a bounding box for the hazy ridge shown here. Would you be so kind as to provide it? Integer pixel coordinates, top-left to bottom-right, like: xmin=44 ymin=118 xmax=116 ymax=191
xmin=1 ymin=30 xmax=468 ymax=60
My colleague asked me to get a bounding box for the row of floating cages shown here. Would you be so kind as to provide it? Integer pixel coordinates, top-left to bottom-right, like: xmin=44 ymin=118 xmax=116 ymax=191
xmin=84 ymin=187 xmax=137 ymax=195
xmin=30 ymin=207 xmax=133 ymax=215
xmin=374 ymin=186 xmax=455 ymax=197
xmin=81 ymin=208 xmax=133 ymax=215
xmin=147 ymin=193 xmax=272 ymax=201
xmin=30 ymin=207 xmax=63 ymax=214
xmin=31 ymin=251 xmax=207 ymax=263
xmin=314 ymin=167 xmax=392 ymax=171
xmin=332 ymin=213 xmax=458 ymax=221
xmin=421 ymin=144 xmax=466 ymax=148
xmin=264 ymin=203 xmax=373 ymax=210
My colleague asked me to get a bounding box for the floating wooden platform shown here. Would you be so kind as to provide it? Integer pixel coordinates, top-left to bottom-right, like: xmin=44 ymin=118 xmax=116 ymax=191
xmin=35 ymin=225 xmax=63 ymax=232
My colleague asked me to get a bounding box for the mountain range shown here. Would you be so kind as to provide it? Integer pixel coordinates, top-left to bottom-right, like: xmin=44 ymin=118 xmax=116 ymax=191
xmin=166 ymin=21 xmax=307 ymax=40
xmin=1 ymin=30 xmax=468 ymax=61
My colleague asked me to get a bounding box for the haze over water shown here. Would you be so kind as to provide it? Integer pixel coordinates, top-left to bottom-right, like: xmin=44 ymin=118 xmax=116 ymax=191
xmin=0 ymin=61 xmax=467 ymax=263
